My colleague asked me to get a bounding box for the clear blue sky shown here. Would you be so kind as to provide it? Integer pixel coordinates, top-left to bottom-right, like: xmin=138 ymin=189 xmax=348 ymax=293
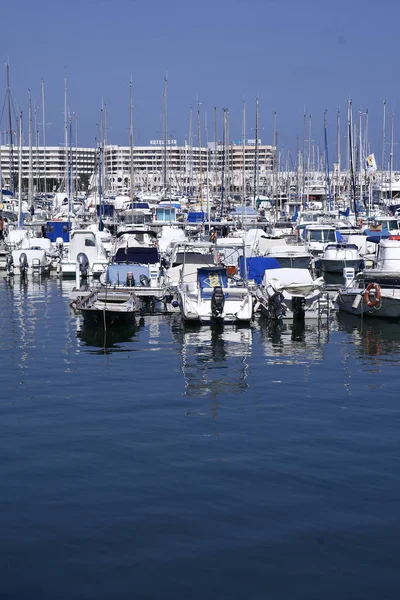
xmin=1 ymin=0 xmax=398 ymax=167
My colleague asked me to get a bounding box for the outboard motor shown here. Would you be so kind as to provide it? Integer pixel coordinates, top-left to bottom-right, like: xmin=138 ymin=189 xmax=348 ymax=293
xmin=269 ymin=291 xmax=286 ymax=320
xmin=77 ymin=252 xmax=89 ymax=278
xmin=6 ymin=254 xmax=14 ymax=277
xmin=211 ymin=286 xmax=225 ymax=319
xmin=75 ymin=252 xmax=89 ymax=290
xmin=126 ymin=271 xmax=135 ymax=287
xmin=55 ymin=237 xmax=64 ymax=255
xmin=19 ymin=253 xmax=28 ymax=279
xmin=139 ymin=274 xmax=151 ymax=287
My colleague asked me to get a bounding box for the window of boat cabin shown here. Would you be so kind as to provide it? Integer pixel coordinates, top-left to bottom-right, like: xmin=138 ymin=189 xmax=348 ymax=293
xmin=85 ymin=238 xmax=96 ymax=247
xmin=309 ymin=229 xmax=336 ymax=242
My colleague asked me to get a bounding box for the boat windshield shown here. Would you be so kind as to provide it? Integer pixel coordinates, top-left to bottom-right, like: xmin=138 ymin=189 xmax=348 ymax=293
xmin=378 ymin=219 xmax=398 ymax=231
xmin=309 ymin=229 xmax=336 ymax=242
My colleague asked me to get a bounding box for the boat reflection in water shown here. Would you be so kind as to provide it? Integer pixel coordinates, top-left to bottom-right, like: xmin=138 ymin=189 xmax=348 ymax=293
xmin=77 ymin=317 xmax=144 ymax=354
xmin=257 ymin=316 xmax=330 ymax=365
xmin=171 ymin=317 xmax=252 ymax=399
xmin=337 ymin=312 xmax=400 ymax=360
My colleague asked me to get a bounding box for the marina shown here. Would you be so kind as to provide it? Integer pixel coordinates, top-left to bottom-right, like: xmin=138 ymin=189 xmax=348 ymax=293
xmin=3 ymin=0 xmax=400 ymax=594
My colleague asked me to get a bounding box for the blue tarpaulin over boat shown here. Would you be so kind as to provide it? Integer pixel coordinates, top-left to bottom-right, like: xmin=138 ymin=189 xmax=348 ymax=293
xmin=239 ymin=257 xmax=281 ymax=284
xmin=45 ymin=221 xmax=71 ymax=242
xmin=187 ymin=211 xmax=207 ymax=223
xmin=365 ymin=229 xmax=391 ymax=243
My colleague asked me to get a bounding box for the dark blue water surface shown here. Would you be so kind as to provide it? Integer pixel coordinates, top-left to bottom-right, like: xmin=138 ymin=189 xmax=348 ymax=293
xmin=1 ymin=277 xmax=400 ymax=600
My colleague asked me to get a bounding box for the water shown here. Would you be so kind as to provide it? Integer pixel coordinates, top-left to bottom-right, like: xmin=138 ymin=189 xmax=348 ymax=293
xmin=1 ymin=277 xmax=400 ymax=599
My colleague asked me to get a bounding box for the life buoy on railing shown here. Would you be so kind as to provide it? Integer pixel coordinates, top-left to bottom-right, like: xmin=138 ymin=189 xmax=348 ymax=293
xmin=216 ymin=251 xmax=221 ymax=264
xmin=226 ymin=265 xmax=237 ymax=277
xmin=364 ymin=282 xmax=381 ymax=308
xmin=388 ymin=235 xmax=400 ymax=240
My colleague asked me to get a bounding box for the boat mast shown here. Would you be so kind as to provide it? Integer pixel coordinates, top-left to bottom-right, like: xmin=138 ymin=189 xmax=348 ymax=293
xmin=324 ymin=111 xmax=332 ymax=211
xmin=41 ymin=80 xmax=47 ymax=195
xmin=98 ymin=108 xmax=104 ymax=230
xmin=197 ymin=101 xmax=203 ymax=211
xmin=18 ymin=111 xmax=23 ymax=227
xmin=28 ymin=90 xmax=34 ymax=211
xmin=302 ymin=111 xmax=306 ymax=208
xmin=204 ymin=110 xmax=210 ymax=230
xmin=64 ymin=77 xmax=69 ymax=198
xmin=35 ymin=106 xmax=40 ymax=192
xmin=74 ymin=112 xmax=78 ymax=200
xmin=241 ymin=100 xmax=246 ymax=218
xmin=336 ymin=109 xmax=341 ymax=206
xmin=213 ymin=106 xmax=217 ymax=197
xmin=389 ymin=107 xmax=394 ymax=202
xmin=307 ymin=114 xmax=312 ymax=207
xmin=188 ymin=106 xmax=193 ymax=197
xmin=129 ymin=79 xmax=134 ymax=217
xmin=163 ymin=76 xmax=168 ymax=197
xmin=220 ymin=108 xmax=227 ymax=217
xmin=6 ymin=64 xmax=15 ymax=195
xmin=381 ymin=100 xmax=386 ymax=204
xmin=253 ymin=97 xmax=259 ymax=208
xmin=359 ymin=108 xmax=363 ymax=211
xmin=348 ymin=100 xmax=357 ymax=217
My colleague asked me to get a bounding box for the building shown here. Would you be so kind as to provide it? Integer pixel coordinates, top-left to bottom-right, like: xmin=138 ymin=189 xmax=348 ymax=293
xmin=0 ymin=141 xmax=276 ymax=195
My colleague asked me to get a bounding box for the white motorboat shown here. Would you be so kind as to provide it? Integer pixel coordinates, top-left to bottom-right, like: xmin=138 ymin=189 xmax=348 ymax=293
xmin=58 ymin=229 xmax=108 ymax=278
xmin=265 ymin=244 xmax=313 ymax=269
xmin=302 ymin=224 xmax=339 ymax=256
xmin=8 ymin=237 xmax=56 ymax=277
xmin=256 ymin=267 xmax=332 ymax=320
xmin=177 ymin=265 xmax=253 ymax=324
xmin=319 ymin=243 xmax=364 ymax=274
xmin=359 ymin=238 xmax=400 ymax=287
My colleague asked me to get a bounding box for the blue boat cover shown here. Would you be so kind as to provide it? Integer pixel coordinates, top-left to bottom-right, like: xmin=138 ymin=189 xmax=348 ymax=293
xmin=239 ymin=257 xmax=281 ymax=284
xmin=114 ymin=246 xmax=159 ymax=264
xmin=46 ymin=221 xmax=71 ymax=242
xmin=365 ymin=229 xmax=391 ymax=242
xmin=187 ymin=211 xmax=207 ymax=223
xmin=96 ymin=204 xmax=115 ymax=217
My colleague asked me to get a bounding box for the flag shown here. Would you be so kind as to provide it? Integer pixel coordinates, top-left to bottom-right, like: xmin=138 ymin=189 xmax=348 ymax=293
xmin=365 ymin=153 xmax=377 ymax=173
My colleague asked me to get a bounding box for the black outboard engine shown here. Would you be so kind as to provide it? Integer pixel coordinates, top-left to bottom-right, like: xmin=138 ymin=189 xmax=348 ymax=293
xmin=211 ymin=286 xmax=225 ymax=318
xmin=126 ymin=271 xmax=135 ymax=287
xmin=269 ymin=291 xmax=286 ymax=320
xmin=77 ymin=252 xmax=89 ymax=279
xmin=139 ymin=274 xmax=150 ymax=287
xmin=6 ymin=254 xmax=14 ymax=277
xmin=19 ymin=253 xmax=28 ymax=278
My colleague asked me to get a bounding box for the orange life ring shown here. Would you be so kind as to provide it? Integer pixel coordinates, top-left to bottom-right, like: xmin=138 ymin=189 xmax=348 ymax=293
xmin=364 ymin=282 xmax=381 ymax=308
xmin=226 ymin=265 xmax=237 ymax=277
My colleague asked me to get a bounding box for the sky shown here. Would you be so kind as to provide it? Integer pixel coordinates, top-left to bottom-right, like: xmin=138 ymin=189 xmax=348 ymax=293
xmin=0 ymin=0 xmax=398 ymax=167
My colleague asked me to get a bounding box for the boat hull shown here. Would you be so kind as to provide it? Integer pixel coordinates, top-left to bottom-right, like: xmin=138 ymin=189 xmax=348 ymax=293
xmin=320 ymin=258 xmax=363 ymax=274
xmin=337 ymin=288 xmax=400 ymax=319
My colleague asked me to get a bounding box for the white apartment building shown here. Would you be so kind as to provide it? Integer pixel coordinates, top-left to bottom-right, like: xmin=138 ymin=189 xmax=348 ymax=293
xmin=0 ymin=142 xmax=275 ymax=194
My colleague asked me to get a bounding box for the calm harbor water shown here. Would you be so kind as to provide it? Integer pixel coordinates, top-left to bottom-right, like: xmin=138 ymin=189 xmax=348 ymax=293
xmin=1 ymin=277 xmax=400 ymax=599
